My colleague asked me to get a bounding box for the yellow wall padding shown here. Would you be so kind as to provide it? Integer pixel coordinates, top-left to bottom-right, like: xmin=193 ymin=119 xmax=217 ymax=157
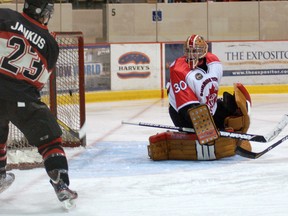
xmin=85 ymin=84 xmax=288 ymax=103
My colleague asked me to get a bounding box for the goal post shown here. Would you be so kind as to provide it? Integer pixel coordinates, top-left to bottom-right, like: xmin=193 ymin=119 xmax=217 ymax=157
xmin=7 ymin=31 xmax=86 ymax=169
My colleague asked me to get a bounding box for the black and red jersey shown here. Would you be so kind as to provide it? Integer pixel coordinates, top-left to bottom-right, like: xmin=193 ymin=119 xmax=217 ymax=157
xmin=0 ymin=8 xmax=59 ymax=102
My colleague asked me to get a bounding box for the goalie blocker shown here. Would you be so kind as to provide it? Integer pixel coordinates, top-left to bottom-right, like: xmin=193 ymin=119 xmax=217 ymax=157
xmin=148 ymin=83 xmax=252 ymax=161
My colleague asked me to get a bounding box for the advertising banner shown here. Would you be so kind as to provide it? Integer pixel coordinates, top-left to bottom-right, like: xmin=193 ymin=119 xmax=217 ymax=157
xmin=211 ymin=41 xmax=288 ymax=85
xmin=84 ymin=44 xmax=111 ymax=91
xmin=110 ymin=43 xmax=161 ymax=91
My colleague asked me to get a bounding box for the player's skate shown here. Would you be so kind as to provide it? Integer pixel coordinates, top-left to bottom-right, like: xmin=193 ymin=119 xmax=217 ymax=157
xmin=50 ymin=179 xmax=78 ymax=210
xmin=0 ymin=172 xmax=15 ymax=193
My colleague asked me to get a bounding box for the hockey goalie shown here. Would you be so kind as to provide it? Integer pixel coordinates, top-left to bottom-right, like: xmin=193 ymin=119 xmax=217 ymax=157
xmin=148 ymin=83 xmax=252 ymax=161
xmin=148 ymin=34 xmax=251 ymax=161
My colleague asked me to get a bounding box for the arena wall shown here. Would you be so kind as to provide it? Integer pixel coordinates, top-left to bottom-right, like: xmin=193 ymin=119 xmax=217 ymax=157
xmin=1 ymin=2 xmax=287 ymax=102
xmin=105 ymin=2 xmax=288 ymax=42
xmin=1 ymin=2 xmax=287 ymax=42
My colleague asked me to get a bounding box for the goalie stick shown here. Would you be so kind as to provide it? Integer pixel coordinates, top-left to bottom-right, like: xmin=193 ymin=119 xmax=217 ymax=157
xmin=57 ymin=118 xmax=86 ymax=140
xmin=122 ymin=114 xmax=288 ymax=143
xmin=235 ymin=135 xmax=288 ymax=159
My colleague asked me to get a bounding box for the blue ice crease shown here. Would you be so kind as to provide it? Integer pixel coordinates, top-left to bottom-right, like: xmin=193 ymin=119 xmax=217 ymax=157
xmin=68 ymin=141 xmax=240 ymax=178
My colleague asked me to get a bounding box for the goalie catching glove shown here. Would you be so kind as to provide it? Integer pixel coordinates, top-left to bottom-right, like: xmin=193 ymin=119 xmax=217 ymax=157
xmin=223 ymin=83 xmax=252 ymax=152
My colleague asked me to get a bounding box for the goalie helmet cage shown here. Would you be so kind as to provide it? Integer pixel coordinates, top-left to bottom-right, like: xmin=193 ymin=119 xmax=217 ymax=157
xmin=7 ymin=32 xmax=86 ymax=170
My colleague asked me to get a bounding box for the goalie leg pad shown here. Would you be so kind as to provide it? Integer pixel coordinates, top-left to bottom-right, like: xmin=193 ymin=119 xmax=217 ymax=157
xmin=148 ymin=132 xmax=236 ymax=161
xmin=214 ymin=137 xmax=237 ymax=159
xmin=148 ymin=132 xmax=198 ymax=160
xmin=147 ymin=139 xmax=169 ymax=160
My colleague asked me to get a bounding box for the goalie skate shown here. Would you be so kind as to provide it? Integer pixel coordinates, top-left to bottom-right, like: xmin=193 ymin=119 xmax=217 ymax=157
xmin=0 ymin=173 xmax=15 ymax=193
xmin=50 ymin=179 xmax=78 ymax=210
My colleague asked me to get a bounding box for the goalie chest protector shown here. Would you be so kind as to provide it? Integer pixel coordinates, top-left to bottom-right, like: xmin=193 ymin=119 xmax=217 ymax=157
xmin=148 ymin=131 xmax=237 ymax=161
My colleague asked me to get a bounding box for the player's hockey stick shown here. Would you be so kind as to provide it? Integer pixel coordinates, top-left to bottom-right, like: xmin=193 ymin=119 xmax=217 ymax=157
xmin=235 ymin=135 xmax=288 ymax=159
xmin=261 ymin=114 xmax=288 ymax=142
xmin=122 ymin=114 xmax=288 ymax=142
xmin=122 ymin=121 xmax=263 ymax=141
xmin=57 ymin=118 xmax=86 ymax=140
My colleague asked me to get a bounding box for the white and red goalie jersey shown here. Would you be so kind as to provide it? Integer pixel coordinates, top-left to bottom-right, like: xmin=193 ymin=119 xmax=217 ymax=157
xmin=168 ymin=52 xmax=223 ymax=115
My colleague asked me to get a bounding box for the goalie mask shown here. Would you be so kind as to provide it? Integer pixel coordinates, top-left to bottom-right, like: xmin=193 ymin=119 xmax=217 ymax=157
xmin=23 ymin=0 xmax=54 ymax=25
xmin=184 ymin=34 xmax=208 ymax=69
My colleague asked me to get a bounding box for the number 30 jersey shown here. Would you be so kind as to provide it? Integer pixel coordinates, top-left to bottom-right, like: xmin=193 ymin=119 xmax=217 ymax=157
xmin=168 ymin=53 xmax=223 ymax=115
xmin=0 ymin=8 xmax=59 ymax=102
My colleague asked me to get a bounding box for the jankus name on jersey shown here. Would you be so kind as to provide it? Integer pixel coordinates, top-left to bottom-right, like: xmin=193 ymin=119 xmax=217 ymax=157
xmin=11 ymin=22 xmax=46 ymax=49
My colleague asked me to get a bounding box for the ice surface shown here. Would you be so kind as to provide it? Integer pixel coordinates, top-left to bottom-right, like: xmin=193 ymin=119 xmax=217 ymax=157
xmin=1 ymin=94 xmax=288 ymax=216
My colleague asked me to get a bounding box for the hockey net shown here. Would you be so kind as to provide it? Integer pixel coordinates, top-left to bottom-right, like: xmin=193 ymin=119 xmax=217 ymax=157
xmin=7 ymin=32 xmax=86 ymax=170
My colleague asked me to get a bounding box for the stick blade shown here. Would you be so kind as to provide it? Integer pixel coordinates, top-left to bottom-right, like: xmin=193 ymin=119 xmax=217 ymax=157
xmin=235 ymin=146 xmax=258 ymax=159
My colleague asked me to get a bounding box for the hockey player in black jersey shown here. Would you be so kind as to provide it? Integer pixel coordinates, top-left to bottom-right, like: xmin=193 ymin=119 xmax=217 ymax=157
xmin=0 ymin=0 xmax=77 ymax=209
